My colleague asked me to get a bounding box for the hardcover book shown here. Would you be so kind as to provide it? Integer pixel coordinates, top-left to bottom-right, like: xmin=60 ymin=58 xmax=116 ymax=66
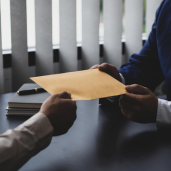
xmin=8 ymin=83 xmax=50 ymax=108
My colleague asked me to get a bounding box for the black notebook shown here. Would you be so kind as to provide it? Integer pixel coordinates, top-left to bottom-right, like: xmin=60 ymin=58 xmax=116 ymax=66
xmin=6 ymin=107 xmax=40 ymax=115
xmin=8 ymin=83 xmax=50 ymax=108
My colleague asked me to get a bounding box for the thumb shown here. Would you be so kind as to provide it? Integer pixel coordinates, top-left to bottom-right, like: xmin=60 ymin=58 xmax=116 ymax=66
xmin=98 ymin=63 xmax=115 ymax=76
xmin=98 ymin=63 xmax=121 ymax=81
xmin=125 ymin=84 xmax=149 ymax=95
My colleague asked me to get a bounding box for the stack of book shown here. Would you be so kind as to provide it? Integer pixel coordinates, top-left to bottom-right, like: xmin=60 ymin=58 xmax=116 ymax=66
xmin=6 ymin=83 xmax=50 ymax=116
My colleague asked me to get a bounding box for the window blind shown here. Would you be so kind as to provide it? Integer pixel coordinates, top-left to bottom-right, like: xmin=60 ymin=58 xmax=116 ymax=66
xmin=103 ymin=0 xmax=122 ymax=69
xmin=125 ymin=0 xmax=143 ymax=62
xmin=35 ymin=0 xmax=53 ymax=76
xmin=10 ymin=0 xmax=29 ymax=91
xmin=0 ymin=0 xmax=164 ymax=94
xmin=82 ymin=0 xmax=100 ymax=69
xmin=60 ymin=0 xmax=77 ymax=73
xmin=0 ymin=2 xmax=3 ymax=94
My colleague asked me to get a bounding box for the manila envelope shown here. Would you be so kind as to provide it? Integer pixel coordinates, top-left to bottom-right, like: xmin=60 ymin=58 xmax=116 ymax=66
xmin=30 ymin=69 xmax=127 ymax=101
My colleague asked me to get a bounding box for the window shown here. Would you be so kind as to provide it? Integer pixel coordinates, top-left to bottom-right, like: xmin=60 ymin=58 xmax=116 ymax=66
xmin=1 ymin=0 xmax=147 ymax=52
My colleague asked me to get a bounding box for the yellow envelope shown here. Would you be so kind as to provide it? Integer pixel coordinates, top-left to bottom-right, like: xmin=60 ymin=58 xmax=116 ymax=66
xmin=30 ymin=69 xmax=127 ymax=101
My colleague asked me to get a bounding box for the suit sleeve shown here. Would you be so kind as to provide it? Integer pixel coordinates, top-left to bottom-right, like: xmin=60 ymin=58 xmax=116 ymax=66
xmin=157 ymin=99 xmax=171 ymax=128
xmin=119 ymin=1 xmax=165 ymax=92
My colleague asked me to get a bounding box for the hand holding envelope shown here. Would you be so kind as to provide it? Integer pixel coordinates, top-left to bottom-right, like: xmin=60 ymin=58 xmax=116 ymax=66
xmin=30 ymin=69 xmax=127 ymax=101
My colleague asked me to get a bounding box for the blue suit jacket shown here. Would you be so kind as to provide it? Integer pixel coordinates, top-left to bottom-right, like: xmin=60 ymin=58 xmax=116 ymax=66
xmin=119 ymin=0 xmax=171 ymax=100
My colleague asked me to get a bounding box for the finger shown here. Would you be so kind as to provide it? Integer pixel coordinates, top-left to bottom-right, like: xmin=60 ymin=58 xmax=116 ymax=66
xmin=57 ymin=91 xmax=71 ymax=99
xmin=120 ymin=94 xmax=141 ymax=105
xmin=98 ymin=63 xmax=121 ymax=81
xmin=90 ymin=64 xmax=100 ymax=69
xmin=71 ymin=101 xmax=77 ymax=113
xmin=62 ymin=107 xmax=77 ymax=122
xmin=63 ymin=111 xmax=77 ymax=124
xmin=125 ymin=84 xmax=149 ymax=95
xmin=119 ymin=97 xmax=134 ymax=110
xmin=119 ymin=97 xmax=139 ymax=113
xmin=70 ymin=111 xmax=77 ymax=121
xmin=62 ymin=99 xmax=77 ymax=110
xmin=121 ymin=108 xmax=132 ymax=120
xmin=120 ymin=102 xmax=138 ymax=122
xmin=119 ymin=99 xmax=130 ymax=109
xmin=119 ymin=93 xmax=144 ymax=105
xmin=121 ymin=107 xmax=142 ymax=123
xmin=98 ymin=63 xmax=115 ymax=74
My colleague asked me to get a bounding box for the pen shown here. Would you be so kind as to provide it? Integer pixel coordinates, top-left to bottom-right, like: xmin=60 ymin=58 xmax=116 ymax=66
xmin=17 ymin=88 xmax=46 ymax=95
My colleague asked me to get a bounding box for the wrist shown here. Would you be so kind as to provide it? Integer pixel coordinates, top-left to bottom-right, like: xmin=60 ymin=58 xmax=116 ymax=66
xmin=39 ymin=109 xmax=53 ymax=127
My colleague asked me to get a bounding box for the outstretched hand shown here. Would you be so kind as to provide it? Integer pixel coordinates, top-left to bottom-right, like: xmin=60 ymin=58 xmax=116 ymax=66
xmin=40 ymin=92 xmax=77 ymax=136
xmin=119 ymin=84 xmax=158 ymax=123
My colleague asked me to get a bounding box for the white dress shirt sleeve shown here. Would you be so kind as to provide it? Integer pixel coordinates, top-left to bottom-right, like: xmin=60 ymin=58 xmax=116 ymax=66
xmin=0 ymin=112 xmax=53 ymax=171
xmin=156 ymin=99 xmax=171 ymax=129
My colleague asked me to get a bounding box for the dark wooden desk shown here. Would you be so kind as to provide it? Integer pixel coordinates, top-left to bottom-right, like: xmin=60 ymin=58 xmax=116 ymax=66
xmin=1 ymin=93 xmax=171 ymax=171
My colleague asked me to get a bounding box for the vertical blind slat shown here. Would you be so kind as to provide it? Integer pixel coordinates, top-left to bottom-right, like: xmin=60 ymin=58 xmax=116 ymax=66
xmin=10 ymin=0 xmax=29 ymax=91
xmin=82 ymin=0 xmax=100 ymax=69
xmin=35 ymin=0 xmax=53 ymax=76
xmin=125 ymin=0 xmax=143 ymax=61
xmin=60 ymin=0 xmax=77 ymax=73
xmin=146 ymin=0 xmax=162 ymax=37
xmin=0 ymin=1 xmax=3 ymax=94
xmin=103 ymin=0 xmax=122 ymax=69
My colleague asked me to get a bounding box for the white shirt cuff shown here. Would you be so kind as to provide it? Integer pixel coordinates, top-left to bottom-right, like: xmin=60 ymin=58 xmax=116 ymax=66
xmin=15 ymin=112 xmax=53 ymax=152
xmin=156 ymin=99 xmax=171 ymax=129
xmin=119 ymin=73 xmax=125 ymax=85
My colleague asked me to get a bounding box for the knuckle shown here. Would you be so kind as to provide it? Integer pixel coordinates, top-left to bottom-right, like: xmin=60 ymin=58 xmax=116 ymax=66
xmin=51 ymin=94 xmax=58 ymax=98
xmin=134 ymin=84 xmax=139 ymax=88
xmin=61 ymin=91 xmax=68 ymax=95
xmin=60 ymin=91 xmax=71 ymax=99
xmin=91 ymin=64 xmax=99 ymax=69
xmin=102 ymin=62 xmax=108 ymax=65
xmin=49 ymin=94 xmax=59 ymax=102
